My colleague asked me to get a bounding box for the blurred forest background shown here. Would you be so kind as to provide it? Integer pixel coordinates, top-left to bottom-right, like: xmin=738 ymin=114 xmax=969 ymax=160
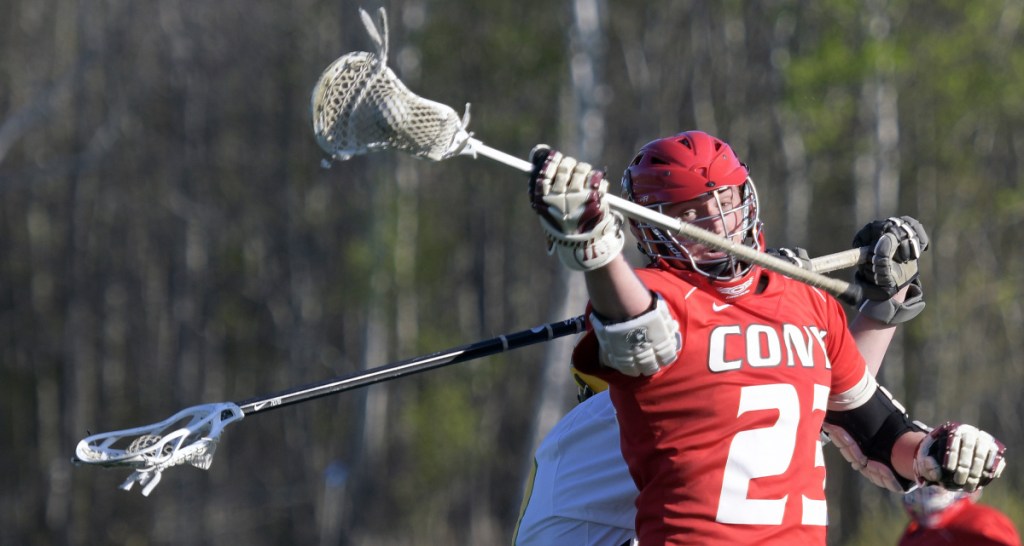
xmin=2 ymin=0 xmax=1023 ymax=544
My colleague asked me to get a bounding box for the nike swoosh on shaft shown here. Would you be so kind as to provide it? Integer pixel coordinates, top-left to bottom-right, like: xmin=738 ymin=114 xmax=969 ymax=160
xmin=713 ymin=303 xmax=731 ymax=312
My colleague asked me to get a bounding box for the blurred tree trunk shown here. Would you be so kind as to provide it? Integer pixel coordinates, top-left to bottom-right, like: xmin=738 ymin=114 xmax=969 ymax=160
xmin=53 ymin=0 xmax=99 ymax=543
xmin=524 ymin=0 xmax=608 ymax=476
xmin=770 ymin=11 xmax=812 ymax=246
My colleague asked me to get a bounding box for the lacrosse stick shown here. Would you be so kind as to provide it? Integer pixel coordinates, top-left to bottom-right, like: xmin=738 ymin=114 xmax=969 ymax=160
xmin=310 ymin=7 xmax=865 ymax=305
xmin=73 ymin=316 xmax=586 ymax=496
xmin=72 ymin=243 xmax=862 ymax=496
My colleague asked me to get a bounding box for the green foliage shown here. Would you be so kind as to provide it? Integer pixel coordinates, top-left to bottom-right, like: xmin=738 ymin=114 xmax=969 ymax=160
xmin=784 ymin=40 xmax=861 ymax=154
xmin=400 ymin=379 xmax=478 ymax=489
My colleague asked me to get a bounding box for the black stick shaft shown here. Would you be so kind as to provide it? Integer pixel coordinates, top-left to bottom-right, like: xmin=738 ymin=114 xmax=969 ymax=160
xmin=237 ymin=316 xmax=586 ymax=415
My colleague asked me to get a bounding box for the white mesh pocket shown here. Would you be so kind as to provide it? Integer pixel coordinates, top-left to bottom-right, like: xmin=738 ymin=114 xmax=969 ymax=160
xmin=311 ymin=9 xmax=469 ymax=161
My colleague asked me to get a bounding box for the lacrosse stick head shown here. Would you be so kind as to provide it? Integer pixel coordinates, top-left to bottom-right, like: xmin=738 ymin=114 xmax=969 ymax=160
xmin=310 ymin=7 xmax=472 ymax=164
xmin=73 ymin=402 xmax=244 ymax=496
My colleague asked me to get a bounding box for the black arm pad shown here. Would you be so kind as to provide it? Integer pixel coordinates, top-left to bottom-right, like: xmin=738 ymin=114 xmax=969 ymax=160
xmin=825 ymin=386 xmax=925 ymax=488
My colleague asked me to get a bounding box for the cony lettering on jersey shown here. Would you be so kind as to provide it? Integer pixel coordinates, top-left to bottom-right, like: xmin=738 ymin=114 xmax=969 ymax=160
xmin=707 ymin=323 xmax=831 ymax=372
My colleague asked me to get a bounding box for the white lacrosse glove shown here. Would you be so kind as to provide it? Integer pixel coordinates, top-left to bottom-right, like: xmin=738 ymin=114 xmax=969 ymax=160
xmin=529 ymin=145 xmax=625 ymax=271
xmin=852 ymin=216 xmax=930 ymax=301
xmin=914 ymin=422 xmax=1007 ymax=492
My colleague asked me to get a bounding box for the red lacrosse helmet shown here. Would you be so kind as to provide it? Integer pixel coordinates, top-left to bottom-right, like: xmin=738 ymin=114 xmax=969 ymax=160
xmin=621 ymin=131 xmax=763 ymax=281
xmin=902 ymin=485 xmax=980 ymax=528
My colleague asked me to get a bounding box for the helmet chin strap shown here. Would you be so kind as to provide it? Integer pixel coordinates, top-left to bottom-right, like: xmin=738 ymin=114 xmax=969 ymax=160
xmin=694 ymin=255 xmax=757 ymax=283
xmin=657 ymin=250 xmax=753 ymax=283
xmin=700 ymin=257 xmax=744 ymax=279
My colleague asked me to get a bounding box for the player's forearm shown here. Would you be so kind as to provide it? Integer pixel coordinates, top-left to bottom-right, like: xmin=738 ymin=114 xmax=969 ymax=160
xmin=584 ymin=256 xmax=653 ymax=321
xmin=850 ymin=284 xmax=909 ymax=376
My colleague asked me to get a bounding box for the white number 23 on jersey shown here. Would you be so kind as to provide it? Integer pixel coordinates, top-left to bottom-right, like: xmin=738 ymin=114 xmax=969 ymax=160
xmin=716 ymin=383 xmax=830 ymax=526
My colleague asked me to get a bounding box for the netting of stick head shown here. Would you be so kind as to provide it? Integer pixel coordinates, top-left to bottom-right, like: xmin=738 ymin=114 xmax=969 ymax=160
xmin=310 ymin=7 xmax=471 ymax=162
xmin=73 ymin=402 xmax=244 ymax=496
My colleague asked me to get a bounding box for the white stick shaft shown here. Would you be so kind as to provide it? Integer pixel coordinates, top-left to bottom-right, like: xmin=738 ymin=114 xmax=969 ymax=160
xmin=810 ymin=247 xmax=867 ymax=274
xmin=467 ymin=138 xmax=535 ymax=172
xmin=606 ymin=195 xmax=862 ymax=302
xmin=467 ymin=139 xmax=863 ymax=303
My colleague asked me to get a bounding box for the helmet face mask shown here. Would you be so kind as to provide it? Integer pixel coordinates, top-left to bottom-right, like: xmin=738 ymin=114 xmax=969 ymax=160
xmin=622 ymin=131 xmax=763 ymax=281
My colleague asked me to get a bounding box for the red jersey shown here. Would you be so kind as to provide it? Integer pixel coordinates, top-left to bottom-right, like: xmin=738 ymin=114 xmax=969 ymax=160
xmin=573 ymin=266 xmax=867 ymax=545
xmin=899 ymin=499 xmax=1021 ymax=546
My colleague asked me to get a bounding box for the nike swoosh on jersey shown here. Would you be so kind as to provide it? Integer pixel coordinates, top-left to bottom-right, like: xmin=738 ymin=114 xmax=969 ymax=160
xmin=712 ymin=302 xmax=731 ymax=312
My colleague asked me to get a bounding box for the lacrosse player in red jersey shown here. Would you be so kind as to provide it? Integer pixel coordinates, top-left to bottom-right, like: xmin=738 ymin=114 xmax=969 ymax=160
xmin=899 ymin=485 xmax=1021 ymax=546
xmin=525 ymin=130 xmax=1006 ymax=545
xmin=513 ymin=241 xmax=924 ymax=546
xmin=513 ymin=236 xmax=931 ymax=546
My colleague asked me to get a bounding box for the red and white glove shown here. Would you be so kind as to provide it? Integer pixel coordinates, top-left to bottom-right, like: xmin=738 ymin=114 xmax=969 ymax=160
xmin=529 ymin=145 xmax=625 ymax=271
xmin=914 ymin=422 xmax=1007 ymax=492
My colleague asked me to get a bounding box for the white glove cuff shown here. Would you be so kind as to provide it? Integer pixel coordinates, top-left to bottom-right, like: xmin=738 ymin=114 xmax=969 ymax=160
xmin=591 ymin=295 xmax=681 ymax=377
xmin=913 ymin=432 xmax=942 ymax=484
xmin=542 ymin=211 xmax=626 ymax=271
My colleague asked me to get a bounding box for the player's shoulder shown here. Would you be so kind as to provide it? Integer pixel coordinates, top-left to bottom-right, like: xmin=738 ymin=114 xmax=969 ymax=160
xmin=633 ymin=266 xmax=706 ymax=301
xmin=899 ymin=502 xmax=1021 ymax=546
xmin=764 ymin=268 xmax=839 ymax=308
xmin=541 ymin=392 xmax=616 ymax=445
xmin=958 ymin=502 xmax=1021 ymax=531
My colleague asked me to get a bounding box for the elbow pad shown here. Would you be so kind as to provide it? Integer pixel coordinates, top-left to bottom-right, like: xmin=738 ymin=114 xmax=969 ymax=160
xmin=591 ymin=295 xmax=681 ymax=377
xmin=823 ymin=372 xmax=925 ymax=492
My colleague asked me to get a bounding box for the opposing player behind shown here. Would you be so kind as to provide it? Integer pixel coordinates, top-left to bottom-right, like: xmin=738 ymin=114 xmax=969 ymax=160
xmin=899 ymin=485 xmax=1021 ymax=546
